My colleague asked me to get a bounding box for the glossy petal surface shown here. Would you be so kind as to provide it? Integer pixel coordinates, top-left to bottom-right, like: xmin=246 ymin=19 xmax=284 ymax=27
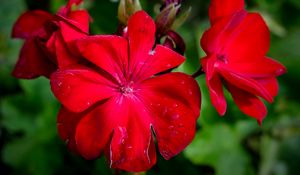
xmin=51 ymin=66 xmax=116 ymax=113
xmin=140 ymin=73 xmax=200 ymax=159
xmin=209 ymin=0 xmax=245 ymax=24
xmin=51 ymin=11 xmax=201 ymax=172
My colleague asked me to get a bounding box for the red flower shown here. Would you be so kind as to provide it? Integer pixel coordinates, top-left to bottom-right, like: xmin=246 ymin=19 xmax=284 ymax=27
xmin=200 ymin=0 xmax=286 ymax=124
xmin=11 ymin=0 xmax=89 ymax=79
xmin=51 ymin=11 xmax=201 ymax=172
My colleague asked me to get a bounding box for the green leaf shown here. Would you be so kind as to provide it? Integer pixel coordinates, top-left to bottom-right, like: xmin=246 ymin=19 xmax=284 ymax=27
xmin=185 ymin=124 xmax=254 ymax=175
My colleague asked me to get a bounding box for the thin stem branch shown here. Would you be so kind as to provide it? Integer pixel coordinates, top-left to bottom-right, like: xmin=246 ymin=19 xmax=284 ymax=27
xmin=192 ymin=66 xmax=204 ymax=78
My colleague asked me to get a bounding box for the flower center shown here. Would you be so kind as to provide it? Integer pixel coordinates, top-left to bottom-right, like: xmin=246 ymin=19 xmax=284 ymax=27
xmin=217 ymin=54 xmax=228 ymax=64
xmin=119 ymin=83 xmax=134 ymax=96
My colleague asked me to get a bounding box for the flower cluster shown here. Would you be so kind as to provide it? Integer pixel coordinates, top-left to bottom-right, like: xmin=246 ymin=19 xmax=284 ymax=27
xmin=11 ymin=0 xmax=285 ymax=172
xmin=201 ymin=0 xmax=286 ymax=124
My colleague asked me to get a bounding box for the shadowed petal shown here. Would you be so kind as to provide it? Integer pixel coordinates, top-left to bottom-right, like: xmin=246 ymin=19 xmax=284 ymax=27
xmin=12 ymin=38 xmax=56 ymax=79
xmin=57 ymin=106 xmax=82 ymax=153
xmin=50 ymin=66 xmax=117 ymax=113
xmin=12 ymin=10 xmax=52 ymax=39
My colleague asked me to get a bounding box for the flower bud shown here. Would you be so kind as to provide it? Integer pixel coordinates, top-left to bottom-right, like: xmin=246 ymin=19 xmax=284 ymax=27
xmin=118 ymin=0 xmax=142 ymax=25
xmin=155 ymin=3 xmax=180 ymax=37
xmin=163 ymin=30 xmax=186 ymax=55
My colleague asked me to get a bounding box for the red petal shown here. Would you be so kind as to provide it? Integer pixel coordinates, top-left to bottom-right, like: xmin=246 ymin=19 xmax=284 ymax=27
xmin=209 ymin=0 xmax=245 ymax=24
xmin=66 ymin=0 xmax=83 ymax=9
xmin=76 ymin=35 xmax=128 ymax=82
xmin=200 ymin=12 xmax=246 ymax=55
xmin=50 ymin=66 xmax=117 ymax=113
xmin=46 ymin=31 xmax=57 ymax=59
xmin=139 ymin=72 xmax=200 ymax=159
xmin=127 ymin=11 xmax=156 ymax=76
xmin=216 ymin=63 xmax=273 ymax=103
xmin=226 ymin=83 xmax=267 ymax=124
xmin=207 ymin=73 xmax=227 ymax=116
xmin=12 ymin=10 xmax=53 ymax=39
xmin=75 ymin=97 xmax=121 ymax=159
xmin=55 ymin=31 xmax=78 ymax=68
xmin=223 ymin=13 xmax=270 ymax=63
xmin=255 ymin=77 xmax=279 ymax=98
xmin=66 ymin=10 xmax=90 ymax=33
xmin=57 ymin=106 xmax=82 ymax=153
xmin=74 ymin=95 xmax=156 ymax=171
xmin=109 ymin=98 xmax=156 ymax=172
xmin=201 ymin=56 xmax=227 ymax=115
xmin=134 ymin=45 xmax=185 ymax=81
xmin=59 ymin=21 xmax=87 ymax=54
xmin=227 ymin=57 xmax=287 ymax=78
xmin=12 ymin=38 xmax=56 ymax=79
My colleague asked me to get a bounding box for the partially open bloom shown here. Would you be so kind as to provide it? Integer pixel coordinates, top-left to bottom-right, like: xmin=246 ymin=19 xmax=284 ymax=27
xmin=200 ymin=0 xmax=286 ymax=123
xmin=12 ymin=0 xmax=89 ymax=79
xmin=51 ymin=11 xmax=201 ymax=172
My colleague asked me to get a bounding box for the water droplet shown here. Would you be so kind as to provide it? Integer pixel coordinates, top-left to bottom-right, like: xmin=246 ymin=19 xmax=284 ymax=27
xmin=173 ymin=103 xmax=178 ymax=108
xmin=188 ymin=89 xmax=193 ymax=95
xmin=58 ymin=82 xmax=62 ymax=87
xmin=139 ymin=61 xmax=146 ymax=65
xmin=276 ymin=68 xmax=286 ymax=76
xmin=172 ymin=130 xmax=178 ymax=135
xmin=127 ymin=145 xmax=133 ymax=149
xmin=172 ymin=114 xmax=179 ymax=120
xmin=121 ymin=139 xmax=125 ymax=144
xmin=181 ymin=81 xmax=185 ymax=85
xmin=163 ymin=108 xmax=168 ymax=115
xmin=149 ymin=50 xmax=155 ymax=56
xmin=87 ymin=102 xmax=91 ymax=106
xmin=168 ymin=125 xmax=175 ymax=130
xmin=166 ymin=64 xmax=172 ymax=67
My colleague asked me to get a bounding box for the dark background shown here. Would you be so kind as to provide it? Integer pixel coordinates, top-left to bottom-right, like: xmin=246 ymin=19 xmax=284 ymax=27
xmin=1 ymin=0 xmax=300 ymax=174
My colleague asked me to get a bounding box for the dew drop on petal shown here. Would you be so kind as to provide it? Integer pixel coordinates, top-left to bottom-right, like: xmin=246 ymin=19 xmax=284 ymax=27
xmin=149 ymin=50 xmax=155 ymax=56
xmin=168 ymin=125 xmax=175 ymax=130
xmin=166 ymin=63 xmax=172 ymax=68
xmin=172 ymin=114 xmax=180 ymax=120
xmin=188 ymin=89 xmax=193 ymax=95
xmin=173 ymin=103 xmax=178 ymax=108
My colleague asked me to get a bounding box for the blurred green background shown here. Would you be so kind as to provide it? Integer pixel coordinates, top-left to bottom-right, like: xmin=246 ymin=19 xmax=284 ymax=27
xmin=1 ymin=0 xmax=300 ymax=174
